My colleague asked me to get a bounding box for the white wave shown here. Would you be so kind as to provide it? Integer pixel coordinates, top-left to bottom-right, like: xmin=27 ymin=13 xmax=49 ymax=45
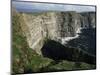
xmin=61 ymin=34 xmax=79 ymax=44
xmin=61 ymin=28 xmax=82 ymax=44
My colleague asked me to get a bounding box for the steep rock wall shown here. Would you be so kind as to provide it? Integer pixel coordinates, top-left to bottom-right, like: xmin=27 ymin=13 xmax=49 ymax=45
xmin=57 ymin=12 xmax=82 ymax=37
xmin=20 ymin=12 xmax=60 ymax=54
xmin=18 ymin=11 xmax=95 ymax=54
xmin=81 ymin=12 xmax=96 ymax=28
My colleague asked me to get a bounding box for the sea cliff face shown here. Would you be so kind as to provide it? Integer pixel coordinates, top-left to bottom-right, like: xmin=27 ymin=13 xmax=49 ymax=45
xmin=20 ymin=12 xmax=60 ymax=54
xmin=16 ymin=11 xmax=95 ymax=54
xmin=12 ymin=8 xmax=96 ymax=74
xmin=81 ymin=12 xmax=96 ymax=28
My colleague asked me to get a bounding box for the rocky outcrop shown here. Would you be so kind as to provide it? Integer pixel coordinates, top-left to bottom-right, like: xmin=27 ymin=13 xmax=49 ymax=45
xmin=20 ymin=12 xmax=60 ymax=54
xmin=17 ymin=11 xmax=95 ymax=54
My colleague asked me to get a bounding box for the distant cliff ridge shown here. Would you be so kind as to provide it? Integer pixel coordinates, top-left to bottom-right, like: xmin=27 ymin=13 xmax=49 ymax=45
xmin=16 ymin=11 xmax=95 ymax=54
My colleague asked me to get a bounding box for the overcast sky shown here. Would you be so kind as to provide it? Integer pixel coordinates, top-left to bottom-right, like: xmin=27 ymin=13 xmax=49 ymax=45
xmin=12 ymin=1 xmax=96 ymax=12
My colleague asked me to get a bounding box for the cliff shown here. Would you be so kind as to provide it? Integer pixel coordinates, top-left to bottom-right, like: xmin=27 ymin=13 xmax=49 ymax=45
xmin=17 ymin=11 xmax=95 ymax=54
xmin=81 ymin=12 xmax=96 ymax=28
xmin=12 ymin=8 xmax=96 ymax=74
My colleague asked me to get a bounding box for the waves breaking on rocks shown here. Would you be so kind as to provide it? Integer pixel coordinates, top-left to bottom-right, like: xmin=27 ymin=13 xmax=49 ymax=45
xmin=61 ymin=27 xmax=82 ymax=44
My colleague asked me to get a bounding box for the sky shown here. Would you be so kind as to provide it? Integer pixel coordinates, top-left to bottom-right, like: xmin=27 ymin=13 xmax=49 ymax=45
xmin=12 ymin=1 xmax=96 ymax=13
